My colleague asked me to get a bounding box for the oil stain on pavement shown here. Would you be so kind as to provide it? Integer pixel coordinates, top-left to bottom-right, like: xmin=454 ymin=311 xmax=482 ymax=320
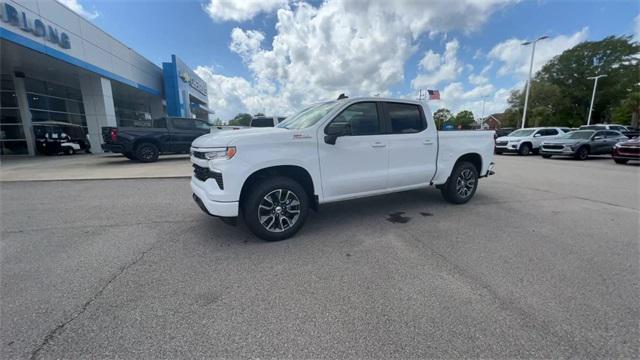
xmin=387 ymin=212 xmax=411 ymax=224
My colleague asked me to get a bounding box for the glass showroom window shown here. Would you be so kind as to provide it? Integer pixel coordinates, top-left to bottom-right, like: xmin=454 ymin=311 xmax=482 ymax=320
xmin=114 ymin=96 xmax=152 ymax=128
xmin=0 ymin=74 xmax=28 ymax=155
xmin=25 ymin=78 xmax=87 ymax=135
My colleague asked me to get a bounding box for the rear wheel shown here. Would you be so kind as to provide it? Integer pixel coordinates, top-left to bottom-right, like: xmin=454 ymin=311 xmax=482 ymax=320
xmin=614 ymin=159 xmax=628 ymax=164
xmin=243 ymin=176 xmax=309 ymax=241
xmin=542 ymin=154 xmax=552 ymax=159
xmin=441 ymin=161 xmax=479 ymax=204
xmin=135 ymin=142 xmax=159 ymax=163
xmin=518 ymin=143 xmax=531 ymax=156
xmin=575 ymin=146 xmax=589 ymax=160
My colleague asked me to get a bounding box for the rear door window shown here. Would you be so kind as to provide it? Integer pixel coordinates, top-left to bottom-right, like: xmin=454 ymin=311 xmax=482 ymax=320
xmin=384 ymin=102 xmax=425 ymax=134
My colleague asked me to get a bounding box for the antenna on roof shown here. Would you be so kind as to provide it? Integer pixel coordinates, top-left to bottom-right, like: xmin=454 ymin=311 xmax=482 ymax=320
xmin=337 ymin=93 xmax=348 ymax=100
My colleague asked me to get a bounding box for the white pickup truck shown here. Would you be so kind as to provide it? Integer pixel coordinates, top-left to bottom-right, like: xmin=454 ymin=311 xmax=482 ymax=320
xmin=191 ymin=97 xmax=495 ymax=240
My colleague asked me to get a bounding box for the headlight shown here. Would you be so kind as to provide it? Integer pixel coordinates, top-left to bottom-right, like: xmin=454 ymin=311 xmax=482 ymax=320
xmin=202 ymin=147 xmax=236 ymax=160
xmin=613 ymin=143 xmax=622 ymax=149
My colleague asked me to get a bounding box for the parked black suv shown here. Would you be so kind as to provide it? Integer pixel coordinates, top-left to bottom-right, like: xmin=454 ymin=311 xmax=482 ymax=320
xmin=102 ymin=117 xmax=210 ymax=162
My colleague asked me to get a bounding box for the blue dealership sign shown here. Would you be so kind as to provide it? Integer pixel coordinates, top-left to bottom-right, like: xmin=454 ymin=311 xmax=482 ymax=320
xmin=162 ymin=55 xmax=208 ymax=117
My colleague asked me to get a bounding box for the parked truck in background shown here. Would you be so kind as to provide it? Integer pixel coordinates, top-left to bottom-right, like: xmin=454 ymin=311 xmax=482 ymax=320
xmin=102 ymin=117 xmax=210 ymax=162
xmin=190 ymin=97 xmax=496 ymax=241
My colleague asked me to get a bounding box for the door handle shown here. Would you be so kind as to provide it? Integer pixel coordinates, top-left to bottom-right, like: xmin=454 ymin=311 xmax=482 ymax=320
xmin=423 ymin=140 xmax=434 ymax=145
xmin=371 ymin=142 xmax=386 ymax=148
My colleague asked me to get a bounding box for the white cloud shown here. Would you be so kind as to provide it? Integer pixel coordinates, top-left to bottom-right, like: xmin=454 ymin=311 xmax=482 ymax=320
xmin=204 ymin=0 xmax=289 ymax=22
xmin=488 ymin=27 xmax=589 ymax=78
xmin=56 ymin=0 xmax=99 ymax=19
xmin=468 ymin=73 xmax=489 ymax=85
xmin=411 ymin=39 xmax=464 ymax=89
xmin=419 ymin=51 xmax=441 ymax=72
xmin=199 ymin=0 xmax=518 ymax=119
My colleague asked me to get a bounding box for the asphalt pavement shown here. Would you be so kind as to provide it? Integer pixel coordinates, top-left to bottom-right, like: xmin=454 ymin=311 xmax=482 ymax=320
xmin=1 ymin=155 xmax=638 ymax=359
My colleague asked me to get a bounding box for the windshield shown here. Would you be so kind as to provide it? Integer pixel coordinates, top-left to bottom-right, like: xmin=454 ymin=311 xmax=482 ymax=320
xmin=276 ymin=102 xmax=338 ymax=129
xmin=562 ymin=130 xmax=594 ymax=139
xmin=508 ymin=129 xmax=536 ymax=137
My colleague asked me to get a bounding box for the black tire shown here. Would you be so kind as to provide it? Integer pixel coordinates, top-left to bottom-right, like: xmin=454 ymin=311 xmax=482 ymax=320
xmin=441 ymin=161 xmax=479 ymax=204
xmin=122 ymin=152 xmax=137 ymax=161
xmin=135 ymin=142 xmax=159 ymax=163
xmin=243 ymin=176 xmax=309 ymax=241
xmin=495 ymin=149 xmax=504 ymax=155
xmin=64 ymin=147 xmax=75 ymax=155
xmin=518 ymin=143 xmax=531 ymax=156
xmin=575 ymin=146 xmax=589 ymax=160
xmin=542 ymin=154 xmax=552 ymax=159
xmin=614 ymin=159 xmax=628 ymax=164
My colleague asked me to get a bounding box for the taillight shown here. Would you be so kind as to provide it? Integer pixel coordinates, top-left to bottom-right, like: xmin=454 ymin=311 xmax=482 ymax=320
xmin=110 ymin=128 xmax=118 ymax=142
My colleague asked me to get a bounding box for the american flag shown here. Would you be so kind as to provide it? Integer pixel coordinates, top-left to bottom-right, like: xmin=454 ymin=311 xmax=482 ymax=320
xmin=427 ymin=90 xmax=440 ymax=100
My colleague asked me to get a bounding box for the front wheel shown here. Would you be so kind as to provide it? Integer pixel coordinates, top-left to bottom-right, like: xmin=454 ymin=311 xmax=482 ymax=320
xmin=64 ymin=147 xmax=75 ymax=155
xmin=614 ymin=159 xmax=628 ymax=164
xmin=518 ymin=143 xmax=531 ymax=156
xmin=441 ymin=161 xmax=479 ymax=204
xmin=243 ymin=176 xmax=309 ymax=241
xmin=575 ymin=146 xmax=589 ymax=160
xmin=542 ymin=154 xmax=552 ymax=159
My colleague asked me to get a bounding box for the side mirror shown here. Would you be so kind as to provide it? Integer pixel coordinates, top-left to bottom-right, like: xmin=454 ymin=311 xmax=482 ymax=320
xmin=534 ymin=133 xmax=541 ymax=137
xmin=324 ymin=123 xmax=348 ymax=145
xmin=593 ymin=135 xmax=604 ymax=140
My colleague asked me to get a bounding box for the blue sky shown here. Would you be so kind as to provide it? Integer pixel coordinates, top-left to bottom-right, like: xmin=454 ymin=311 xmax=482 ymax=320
xmin=64 ymin=0 xmax=639 ymax=120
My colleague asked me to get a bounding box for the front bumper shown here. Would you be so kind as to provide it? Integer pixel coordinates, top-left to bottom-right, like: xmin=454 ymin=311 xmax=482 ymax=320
xmin=495 ymin=143 xmax=520 ymax=152
xmin=540 ymin=145 xmax=576 ymax=155
xmin=613 ymin=148 xmax=640 ymax=160
xmin=191 ymin=179 xmax=239 ymax=217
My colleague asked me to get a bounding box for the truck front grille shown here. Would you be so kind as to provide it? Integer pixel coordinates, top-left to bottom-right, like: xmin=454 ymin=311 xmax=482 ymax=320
xmin=191 ymin=151 xmax=207 ymax=160
xmin=193 ymin=165 xmax=224 ymax=189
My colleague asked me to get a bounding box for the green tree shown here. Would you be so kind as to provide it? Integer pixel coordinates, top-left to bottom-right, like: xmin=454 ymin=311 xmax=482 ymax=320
xmin=227 ymin=113 xmax=252 ymax=126
xmin=611 ymin=86 xmax=640 ymax=126
xmin=506 ymin=36 xmax=639 ymax=127
xmin=433 ymin=108 xmax=453 ymax=130
xmin=454 ymin=110 xmax=475 ymax=129
xmin=211 ymin=118 xmax=224 ymax=126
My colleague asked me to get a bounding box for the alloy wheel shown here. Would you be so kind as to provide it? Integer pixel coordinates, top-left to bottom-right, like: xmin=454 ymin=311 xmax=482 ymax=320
xmin=455 ymin=169 xmax=476 ymax=198
xmin=258 ymin=189 xmax=301 ymax=233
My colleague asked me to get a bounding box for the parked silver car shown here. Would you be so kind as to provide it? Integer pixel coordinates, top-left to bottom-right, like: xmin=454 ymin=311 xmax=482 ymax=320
xmin=540 ymin=130 xmax=628 ymax=160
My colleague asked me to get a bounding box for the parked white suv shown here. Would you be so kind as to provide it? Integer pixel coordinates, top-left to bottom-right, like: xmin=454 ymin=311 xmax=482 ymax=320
xmin=191 ymin=97 xmax=495 ymax=240
xmin=495 ymin=127 xmax=569 ymax=155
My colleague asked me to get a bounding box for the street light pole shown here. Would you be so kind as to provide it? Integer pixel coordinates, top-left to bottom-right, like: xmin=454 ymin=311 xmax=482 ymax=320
xmin=586 ymin=74 xmax=607 ymax=125
xmin=520 ymin=35 xmax=548 ymax=129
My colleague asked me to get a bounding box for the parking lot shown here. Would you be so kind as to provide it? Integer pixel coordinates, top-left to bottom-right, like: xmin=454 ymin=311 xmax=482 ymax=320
xmin=1 ymin=155 xmax=638 ymax=359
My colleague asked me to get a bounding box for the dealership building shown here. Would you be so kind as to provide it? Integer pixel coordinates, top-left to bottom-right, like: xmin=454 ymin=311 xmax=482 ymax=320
xmin=0 ymin=0 xmax=211 ymax=155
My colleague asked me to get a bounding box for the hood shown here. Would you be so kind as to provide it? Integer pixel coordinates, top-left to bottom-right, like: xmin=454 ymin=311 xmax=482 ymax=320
xmin=542 ymin=138 xmax=585 ymax=145
xmin=618 ymin=137 xmax=640 ymax=146
xmin=191 ymin=127 xmax=291 ymax=148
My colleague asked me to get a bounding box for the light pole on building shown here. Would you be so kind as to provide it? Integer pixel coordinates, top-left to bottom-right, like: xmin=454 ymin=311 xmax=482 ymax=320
xmin=520 ymin=35 xmax=548 ymax=129
xmin=586 ymin=74 xmax=607 ymax=125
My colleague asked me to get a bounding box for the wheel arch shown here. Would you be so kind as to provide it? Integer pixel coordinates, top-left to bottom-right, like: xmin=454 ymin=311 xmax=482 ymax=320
xmin=454 ymin=153 xmax=482 ymax=174
xmin=240 ymin=165 xmax=318 ymax=211
xmin=133 ymin=138 xmax=162 ymax=151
